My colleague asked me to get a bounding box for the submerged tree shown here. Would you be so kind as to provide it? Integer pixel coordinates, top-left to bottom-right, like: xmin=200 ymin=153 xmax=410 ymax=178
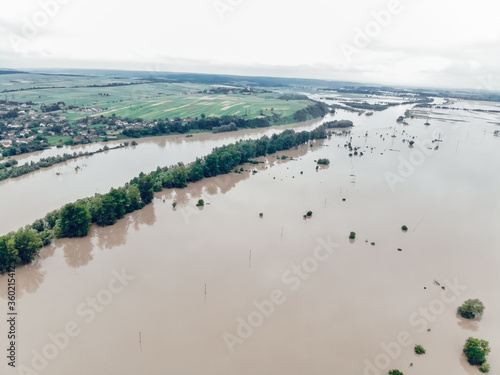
xmin=56 ymin=203 xmax=92 ymax=238
xmin=458 ymin=299 xmax=485 ymax=319
xmin=464 ymin=337 xmax=490 ymax=366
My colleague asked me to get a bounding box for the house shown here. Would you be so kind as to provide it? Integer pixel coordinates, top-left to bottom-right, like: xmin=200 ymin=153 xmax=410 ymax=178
xmin=0 ymin=140 xmax=12 ymax=148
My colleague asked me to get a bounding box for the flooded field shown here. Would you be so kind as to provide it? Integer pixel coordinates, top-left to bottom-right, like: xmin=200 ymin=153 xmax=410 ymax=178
xmin=1 ymin=98 xmax=499 ymax=375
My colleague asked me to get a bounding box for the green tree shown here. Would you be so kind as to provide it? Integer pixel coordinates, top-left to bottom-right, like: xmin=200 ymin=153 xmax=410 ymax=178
xmin=0 ymin=235 xmax=19 ymax=273
xmin=127 ymin=185 xmax=142 ymax=212
xmin=388 ymin=370 xmax=404 ymax=375
xmin=44 ymin=210 xmax=59 ymax=230
xmin=464 ymin=337 xmax=490 ymax=366
xmin=13 ymin=227 xmax=43 ymax=264
xmin=137 ymin=174 xmax=154 ymax=204
xmin=56 ymin=203 xmax=92 ymax=238
xmin=415 ymin=345 xmax=426 ymax=354
xmin=95 ymin=193 xmax=119 ymax=226
xmin=458 ymin=299 xmax=485 ymax=319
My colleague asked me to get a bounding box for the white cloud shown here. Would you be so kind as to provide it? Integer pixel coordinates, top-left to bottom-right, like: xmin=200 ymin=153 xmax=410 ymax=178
xmin=0 ymin=0 xmax=499 ymax=89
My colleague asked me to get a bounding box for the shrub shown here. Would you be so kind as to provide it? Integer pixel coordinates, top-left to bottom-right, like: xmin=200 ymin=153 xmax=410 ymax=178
xmin=317 ymin=158 xmax=330 ymax=165
xmin=415 ymin=345 xmax=426 ymax=354
xmin=349 ymin=232 xmax=356 ymax=239
xmin=401 ymin=225 xmax=408 ymax=231
xmin=388 ymin=370 xmax=404 ymax=375
xmin=480 ymin=364 xmax=491 ymax=373
xmin=458 ymin=299 xmax=485 ymax=319
xmin=306 ymin=211 xmax=313 ymax=217
xmin=196 ymin=199 xmax=204 ymax=207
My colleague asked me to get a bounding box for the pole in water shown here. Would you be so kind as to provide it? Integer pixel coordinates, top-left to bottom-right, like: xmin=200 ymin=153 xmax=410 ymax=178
xmin=204 ymin=283 xmax=207 ymax=303
xmin=249 ymin=250 xmax=252 ymax=268
xmin=139 ymin=331 xmax=142 ymax=353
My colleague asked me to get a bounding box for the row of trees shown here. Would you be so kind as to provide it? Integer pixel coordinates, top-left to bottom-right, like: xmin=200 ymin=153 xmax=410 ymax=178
xmin=120 ymin=102 xmax=328 ymax=139
xmin=0 ymin=144 xmax=126 ymax=182
xmin=0 ymin=125 xmax=331 ymax=273
xmin=293 ymin=102 xmax=329 ymax=122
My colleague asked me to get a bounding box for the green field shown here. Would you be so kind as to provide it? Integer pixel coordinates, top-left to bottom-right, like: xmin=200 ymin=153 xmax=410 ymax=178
xmin=1 ymin=74 xmax=311 ymax=121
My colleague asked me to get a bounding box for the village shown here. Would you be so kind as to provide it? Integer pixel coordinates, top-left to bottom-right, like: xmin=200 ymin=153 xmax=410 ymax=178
xmin=0 ymin=101 xmax=161 ymax=156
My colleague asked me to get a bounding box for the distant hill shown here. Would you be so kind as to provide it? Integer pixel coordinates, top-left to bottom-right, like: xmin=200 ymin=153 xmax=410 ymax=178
xmin=25 ymin=68 xmax=362 ymax=89
xmin=0 ymin=69 xmax=27 ymax=75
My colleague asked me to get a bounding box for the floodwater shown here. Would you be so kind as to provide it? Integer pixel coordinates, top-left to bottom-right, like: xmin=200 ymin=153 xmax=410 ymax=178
xmin=0 ymin=117 xmax=329 ymax=234
xmin=1 ymin=98 xmax=500 ymax=375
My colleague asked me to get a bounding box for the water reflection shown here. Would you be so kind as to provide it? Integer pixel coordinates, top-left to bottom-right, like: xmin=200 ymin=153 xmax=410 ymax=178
xmin=131 ymin=201 xmax=157 ymax=231
xmin=0 ymin=261 xmax=46 ymax=299
xmin=459 ymin=352 xmax=480 ymax=375
xmin=95 ymin=216 xmax=132 ymax=251
xmin=456 ymin=313 xmax=481 ymax=332
xmin=61 ymin=233 xmax=94 ymax=268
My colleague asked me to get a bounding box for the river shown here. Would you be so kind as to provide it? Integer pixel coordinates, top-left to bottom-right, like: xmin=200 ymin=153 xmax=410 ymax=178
xmin=0 ymin=98 xmax=499 ymax=375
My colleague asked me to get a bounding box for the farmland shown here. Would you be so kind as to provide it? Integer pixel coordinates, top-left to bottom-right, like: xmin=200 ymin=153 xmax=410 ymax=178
xmin=0 ymin=73 xmax=311 ymax=121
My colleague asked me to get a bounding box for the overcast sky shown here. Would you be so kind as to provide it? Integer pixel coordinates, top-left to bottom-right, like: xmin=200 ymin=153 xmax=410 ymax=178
xmin=1 ymin=0 xmax=499 ymax=90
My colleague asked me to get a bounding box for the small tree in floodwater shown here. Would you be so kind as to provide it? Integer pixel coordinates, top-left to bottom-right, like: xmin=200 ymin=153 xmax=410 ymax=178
xmin=196 ymin=199 xmax=204 ymax=207
xmin=349 ymin=232 xmax=356 ymax=239
xmin=458 ymin=299 xmax=485 ymax=319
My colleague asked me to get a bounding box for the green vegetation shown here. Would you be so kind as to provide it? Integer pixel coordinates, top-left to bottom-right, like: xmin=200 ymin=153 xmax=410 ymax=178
xmin=0 ymin=125 xmax=330 ymax=273
xmin=317 ymin=158 xmax=330 ymax=165
xmin=458 ymin=299 xmax=485 ymax=319
xmin=56 ymin=203 xmax=92 ymax=238
xmin=0 ymin=144 xmax=127 ymax=182
xmin=388 ymin=370 xmax=404 ymax=375
xmin=196 ymin=199 xmax=205 ymax=207
xmin=463 ymin=337 xmax=490 ymax=366
xmin=349 ymin=232 xmax=356 ymax=239
xmin=401 ymin=225 xmax=408 ymax=231
xmin=414 ymin=345 xmax=426 ymax=354
xmin=306 ymin=211 xmax=313 ymax=217
xmin=292 ymin=102 xmax=329 ymax=122
xmin=323 ymin=120 xmax=353 ymax=128
xmin=480 ymin=364 xmax=491 ymax=373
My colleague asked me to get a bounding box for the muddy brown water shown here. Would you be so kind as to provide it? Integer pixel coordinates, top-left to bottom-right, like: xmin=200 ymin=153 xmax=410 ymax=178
xmin=1 ymin=100 xmax=499 ymax=375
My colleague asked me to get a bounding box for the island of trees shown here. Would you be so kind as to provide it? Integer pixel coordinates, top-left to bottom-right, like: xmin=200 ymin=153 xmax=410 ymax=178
xmin=0 ymin=125 xmax=331 ymax=272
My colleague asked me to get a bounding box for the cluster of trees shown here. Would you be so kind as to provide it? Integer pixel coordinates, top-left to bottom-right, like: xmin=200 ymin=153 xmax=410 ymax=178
xmin=278 ymin=93 xmax=309 ymax=100
xmin=0 ymin=109 xmax=18 ymax=119
xmin=121 ymin=115 xmax=272 ymax=138
xmin=323 ymin=120 xmax=353 ymax=128
xmin=464 ymin=337 xmax=490 ymax=372
xmin=212 ymin=122 xmax=238 ymax=133
xmin=0 ymin=158 xmax=18 ymax=170
xmin=0 ymin=125 xmax=330 ymax=273
xmin=342 ymin=101 xmax=397 ymax=111
xmin=293 ymin=102 xmax=329 ymax=122
xmin=1 ymin=138 xmax=48 ymax=157
xmin=41 ymin=103 xmax=64 ymax=112
xmin=0 ymin=144 xmax=126 ymax=181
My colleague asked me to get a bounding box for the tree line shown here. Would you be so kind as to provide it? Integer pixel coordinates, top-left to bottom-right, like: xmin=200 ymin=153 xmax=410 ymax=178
xmin=0 ymin=143 xmax=127 ymax=182
xmin=0 ymin=125 xmax=330 ymax=273
xmin=117 ymin=102 xmax=328 ymax=138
